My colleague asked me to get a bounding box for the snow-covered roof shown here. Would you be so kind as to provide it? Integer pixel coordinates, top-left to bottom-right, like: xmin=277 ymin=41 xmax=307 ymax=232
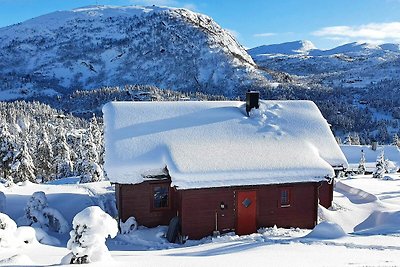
xmin=340 ymin=145 xmax=400 ymax=172
xmin=103 ymin=101 xmax=348 ymax=189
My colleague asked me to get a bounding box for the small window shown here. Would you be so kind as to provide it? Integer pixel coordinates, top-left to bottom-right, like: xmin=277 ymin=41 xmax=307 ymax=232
xmin=280 ymin=188 xmax=291 ymax=207
xmin=153 ymin=184 xmax=169 ymax=209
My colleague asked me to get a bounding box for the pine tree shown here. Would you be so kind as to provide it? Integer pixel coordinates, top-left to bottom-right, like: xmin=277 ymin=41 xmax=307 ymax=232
xmin=357 ymin=149 xmax=366 ymax=175
xmin=89 ymin=115 xmax=104 ymax=166
xmin=10 ymin=141 xmax=36 ymax=183
xmin=79 ymin=128 xmax=104 ymax=183
xmin=35 ymin=131 xmax=54 ymax=182
xmin=343 ymin=133 xmax=352 ymax=145
xmin=53 ymin=127 xmax=73 ymax=179
xmin=393 ymin=133 xmax=399 ymax=148
xmin=351 ymin=132 xmax=360 ymax=145
xmin=372 ymin=150 xmax=386 ymax=178
xmin=0 ymin=124 xmax=17 ymax=182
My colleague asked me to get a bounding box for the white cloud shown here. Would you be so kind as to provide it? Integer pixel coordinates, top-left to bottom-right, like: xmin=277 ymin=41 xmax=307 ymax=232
xmin=253 ymin=32 xmax=276 ymax=38
xmin=312 ymin=22 xmax=400 ymax=43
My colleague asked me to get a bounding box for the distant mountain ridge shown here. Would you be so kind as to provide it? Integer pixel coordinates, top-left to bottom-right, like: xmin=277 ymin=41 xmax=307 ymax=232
xmin=248 ymin=40 xmax=400 ymax=143
xmin=0 ymin=5 xmax=271 ymax=100
xmin=248 ymin=40 xmax=400 ymax=57
xmin=247 ymin=40 xmax=316 ymax=56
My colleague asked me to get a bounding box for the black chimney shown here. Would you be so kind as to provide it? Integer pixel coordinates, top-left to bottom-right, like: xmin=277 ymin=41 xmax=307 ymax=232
xmin=246 ymin=91 xmax=259 ymax=116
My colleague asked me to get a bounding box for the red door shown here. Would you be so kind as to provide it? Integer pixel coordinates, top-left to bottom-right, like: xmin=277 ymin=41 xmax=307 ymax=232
xmin=236 ymin=191 xmax=257 ymax=235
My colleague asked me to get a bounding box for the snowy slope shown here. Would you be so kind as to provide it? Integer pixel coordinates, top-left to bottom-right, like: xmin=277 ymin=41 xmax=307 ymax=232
xmin=247 ymin=40 xmax=316 ymax=56
xmin=0 ymin=5 xmax=270 ymax=99
xmin=1 ymin=174 xmax=400 ymax=266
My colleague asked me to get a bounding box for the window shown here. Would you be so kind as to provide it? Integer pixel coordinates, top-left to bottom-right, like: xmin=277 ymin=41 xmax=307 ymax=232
xmin=280 ymin=188 xmax=291 ymax=207
xmin=152 ymin=184 xmax=169 ymax=209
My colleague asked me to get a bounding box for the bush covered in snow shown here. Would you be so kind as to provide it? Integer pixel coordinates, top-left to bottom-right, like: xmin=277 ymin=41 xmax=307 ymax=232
xmin=18 ymin=191 xmax=69 ymax=233
xmin=64 ymin=206 xmax=118 ymax=264
xmin=0 ymin=212 xmax=17 ymax=247
xmin=0 ymin=212 xmax=56 ymax=247
xmin=120 ymin=217 xmax=138 ymax=234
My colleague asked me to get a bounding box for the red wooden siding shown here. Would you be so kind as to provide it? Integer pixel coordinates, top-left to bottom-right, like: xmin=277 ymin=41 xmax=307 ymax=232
xmin=118 ymin=181 xmax=320 ymax=240
xmin=179 ymin=187 xmax=235 ymax=240
xmin=179 ymin=183 xmax=319 ymax=239
xmin=318 ymin=181 xmax=334 ymax=208
xmin=118 ymin=181 xmax=177 ymax=227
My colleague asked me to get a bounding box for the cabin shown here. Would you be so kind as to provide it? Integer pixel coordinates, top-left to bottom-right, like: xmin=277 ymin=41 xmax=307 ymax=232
xmin=103 ymin=96 xmax=348 ymax=240
xmin=340 ymin=144 xmax=400 ymax=174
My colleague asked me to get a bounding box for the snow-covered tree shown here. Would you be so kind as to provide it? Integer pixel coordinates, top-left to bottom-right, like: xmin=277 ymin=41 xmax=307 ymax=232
xmin=10 ymin=142 xmax=36 ymax=183
xmin=35 ymin=131 xmax=54 ymax=183
xmin=357 ymin=149 xmax=366 ymax=175
xmin=18 ymin=191 xmax=68 ymax=234
xmin=393 ymin=133 xmax=400 ymax=148
xmin=351 ymin=132 xmax=360 ymax=145
xmin=80 ymin=162 xmax=104 ymax=183
xmin=0 ymin=125 xmax=17 ymax=182
xmin=53 ymin=127 xmax=73 ymax=179
xmin=79 ymin=127 xmax=104 ymax=183
xmin=343 ymin=133 xmax=352 ymax=145
xmin=372 ymin=150 xmax=386 ymax=178
xmin=64 ymin=206 xmax=117 ymax=264
xmin=89 ymin=115 xmax=104 ymax=165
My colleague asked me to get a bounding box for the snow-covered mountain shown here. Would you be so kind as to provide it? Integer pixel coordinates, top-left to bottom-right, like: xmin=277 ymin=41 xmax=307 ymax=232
xmin=249 ymin=40 xmax=400 ymax=143
xmin=249 ymin=40 xmax=400 ymax=78
xmin=0 ymin=5 xmax=271 ymax=99
xmin=247 ymin=40 xmax=316 ymax=56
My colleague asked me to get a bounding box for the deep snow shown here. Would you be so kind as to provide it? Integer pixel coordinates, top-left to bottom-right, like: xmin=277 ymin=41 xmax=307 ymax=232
xmin=1 ymin=174 xmax=400 ymax=266
xmin=103 ymin=100 xmax=347 ymax=188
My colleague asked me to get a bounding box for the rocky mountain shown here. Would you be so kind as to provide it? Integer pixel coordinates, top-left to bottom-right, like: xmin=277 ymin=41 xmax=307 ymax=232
xmin=0 ymin=5 xmax=272 ymax=100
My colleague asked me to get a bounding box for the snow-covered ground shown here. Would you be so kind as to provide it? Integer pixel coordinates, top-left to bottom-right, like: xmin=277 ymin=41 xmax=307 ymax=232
xmin=1 ymin=174 xmax=400 ymax=266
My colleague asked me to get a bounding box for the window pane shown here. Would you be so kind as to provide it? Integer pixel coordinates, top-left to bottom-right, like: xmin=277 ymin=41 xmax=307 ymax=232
xmin=153 ymin=186 xmax=169 ymax=208
xmin=281 ymin=189 xmax=290 ymax=206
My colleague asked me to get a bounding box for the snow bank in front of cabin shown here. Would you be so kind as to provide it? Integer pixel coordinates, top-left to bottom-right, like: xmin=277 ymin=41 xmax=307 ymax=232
xmin=103 ymin=101 xmax=347 ymax=188
xmin=305 ymin=221 xmax=346 ymax=239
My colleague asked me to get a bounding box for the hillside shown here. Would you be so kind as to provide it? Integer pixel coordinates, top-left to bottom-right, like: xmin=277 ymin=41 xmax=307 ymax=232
xmin=249 ymin=40 xmax=400 ymax=143
xmin=0 ymin=5 xmax=271 ymax=99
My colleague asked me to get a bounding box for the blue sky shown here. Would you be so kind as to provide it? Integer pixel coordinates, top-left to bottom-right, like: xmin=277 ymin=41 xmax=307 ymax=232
xmin=1 ymin=0 xmax=400 ymax=49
